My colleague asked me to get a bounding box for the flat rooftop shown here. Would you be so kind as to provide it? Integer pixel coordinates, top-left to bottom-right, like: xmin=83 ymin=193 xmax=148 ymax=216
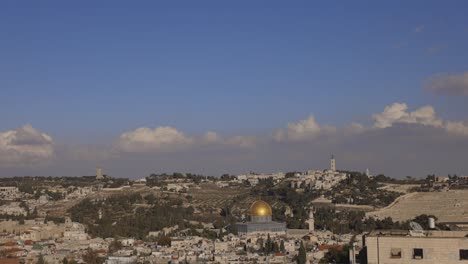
xmin=367 ymin=230 xmax=468 ymax=238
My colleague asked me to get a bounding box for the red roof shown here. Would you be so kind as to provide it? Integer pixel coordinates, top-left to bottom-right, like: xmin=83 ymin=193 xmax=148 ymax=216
xmin=5 ymin=248 xmax=23 ymax=253
xmin=24 ymin=240 xmax=33 ymax=246
xmin=133 ymin=240 xmax=144 ymax=246
xmin=0 ymin=258 xmax=20 ymax=264
xmin=319 ymin=245 xmax=343 ymax=251
xmin=3 ymin=242 xmax=16 ymax=247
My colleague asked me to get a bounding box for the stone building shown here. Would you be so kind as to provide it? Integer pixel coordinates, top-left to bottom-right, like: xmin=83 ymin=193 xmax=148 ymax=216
xmin=0 ymin=187 xmax=21 ymax=200
xmin=361 ymin=230 xmax=468 ymax=264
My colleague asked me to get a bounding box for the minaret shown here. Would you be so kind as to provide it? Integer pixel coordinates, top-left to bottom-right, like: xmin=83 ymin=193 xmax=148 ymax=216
xmin=330 ymin=155 xmax=336 ymax=172
xmin=96 ymin=166 xmax=104 ymax=180
xmin=306 ymin=206 xmax=315 ymax=232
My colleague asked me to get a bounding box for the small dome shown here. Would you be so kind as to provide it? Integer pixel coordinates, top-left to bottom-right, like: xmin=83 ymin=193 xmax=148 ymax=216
xmin=250 ymin=200 xmax=272 ymax=216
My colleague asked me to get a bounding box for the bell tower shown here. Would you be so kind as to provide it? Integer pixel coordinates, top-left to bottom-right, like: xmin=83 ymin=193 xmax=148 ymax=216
xmin=330 ymin=155 xmax=336 ymax=172
xmin=96 ymin=166 xmax=104 ymax=180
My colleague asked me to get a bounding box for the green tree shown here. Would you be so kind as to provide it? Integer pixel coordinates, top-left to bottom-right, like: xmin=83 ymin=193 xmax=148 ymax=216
xmin=319 ymin=245 xmax=349 ymax=264
xmin=265 ymin=233 xmax=272 ymax=255
xmin=62 ymin=258 xmax=68 ymax=264
xmin=108 ymin=239 xmax=122 ymax=254
xmin=272 ymin=241 xmax=279 ymax=253
xmin=297 ymin=241 xmax=306 ymax=264
xmin=157 ymin=235 xmax=171 ymax=246
xmin=280 ymin=240 xmax=285 ymax=253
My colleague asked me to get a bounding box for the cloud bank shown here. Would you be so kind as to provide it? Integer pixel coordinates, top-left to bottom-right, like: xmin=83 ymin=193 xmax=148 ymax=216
xmin=372 ymin=103 xmax=442 ymax=129
xmin=0 ymin=125 xmax=54 ymax=167
xmin=1 ymin=102 xmax=467 ymax=178
xmin=372 ymin=102 xmax=468 ymax=136
xmin=425 ymin=71 xmax=468 ymax=96
xmin=116 ymin=126 xmax=193 ymax=152
xmin=274 ymin=115 xmax=336 ymax=142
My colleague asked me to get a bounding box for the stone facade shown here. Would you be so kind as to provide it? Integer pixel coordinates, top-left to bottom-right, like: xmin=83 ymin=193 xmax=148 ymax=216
xmin=236 ymin=221 xmax=286 ymax=235
xmin=363 ymin=230 xmax=468 ymax=264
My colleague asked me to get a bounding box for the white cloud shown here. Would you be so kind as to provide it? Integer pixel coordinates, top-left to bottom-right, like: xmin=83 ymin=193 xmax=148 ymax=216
xmin=0 ymin=124 xmax=54 ymax=166
xmin=373 ymin=103 xmax=408 ymax=128
xmin=117 ymin=126 xmax=193 ymax=152
xmin=408 ymin=105 xmax=443 ymax=127
xmin=445 ymin=121 xmax=468 ymax=136
xmin=373 ymin=102 xmax=468 ymax=137
xmin=425 ymin=72 xmax=468 ymax=96
xmin=116 ymin=126 xmax=258 ymax=152
xmin=373 ymin=103 xmax=442 ymax=129
xmin=274 ymin=115 xmax=336 ymax=142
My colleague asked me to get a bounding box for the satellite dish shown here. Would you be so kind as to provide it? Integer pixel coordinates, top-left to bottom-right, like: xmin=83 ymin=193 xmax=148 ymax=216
xmin=410 ymin=221 xmax=424 ymax=231
xmin=409 ymin=221 xmax=425 ymax=236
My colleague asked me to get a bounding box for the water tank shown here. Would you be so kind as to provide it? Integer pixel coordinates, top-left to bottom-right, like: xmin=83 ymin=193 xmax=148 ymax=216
xmin=428 ymin=217 xmax=436 ymax=229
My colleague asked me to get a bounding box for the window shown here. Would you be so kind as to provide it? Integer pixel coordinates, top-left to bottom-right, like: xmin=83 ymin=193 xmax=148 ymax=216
xmin=413 ymin=248 xmax=423 ymax=259
xmin=390 ymin=248 xmax=401 ymax=258
xmin=460 ymin=249 xmax=468 ymax=260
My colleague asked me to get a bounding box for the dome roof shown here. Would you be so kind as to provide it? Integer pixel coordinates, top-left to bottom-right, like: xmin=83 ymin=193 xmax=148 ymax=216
xmin=250 ymin=200 xmax=272 ymax=216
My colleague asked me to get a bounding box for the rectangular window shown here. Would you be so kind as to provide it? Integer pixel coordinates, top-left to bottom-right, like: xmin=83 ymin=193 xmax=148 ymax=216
xmin=413 ymin=248 xmax=423 ymax=259
xmin=390 ymin=248 xmax=401 ymax=259
xmin=460 ymin=249 xmax=468 ymax=260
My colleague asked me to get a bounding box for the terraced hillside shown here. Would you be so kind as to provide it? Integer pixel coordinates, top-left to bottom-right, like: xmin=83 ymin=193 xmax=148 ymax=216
xmin=367 ymin=190 xmax=468 ymax=222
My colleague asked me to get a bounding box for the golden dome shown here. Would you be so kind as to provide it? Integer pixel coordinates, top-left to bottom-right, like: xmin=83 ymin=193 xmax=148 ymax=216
xmin=250 ymin=200 xmax=272 ymax=216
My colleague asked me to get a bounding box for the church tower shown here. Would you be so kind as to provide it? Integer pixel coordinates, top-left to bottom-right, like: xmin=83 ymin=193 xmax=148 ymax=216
xmin=330 ymin=155 xmax=336 ymax=172
xmin=96 ymin=166 xmax=104 ymax=180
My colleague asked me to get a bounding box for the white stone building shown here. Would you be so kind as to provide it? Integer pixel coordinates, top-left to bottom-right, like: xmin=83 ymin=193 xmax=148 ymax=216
xmin=0 ymin=202 xmax=27 ymax=216
xmin=362 ymin=230 xmax=468 ymax=264
xmin=0 ymin=187 xmax=21 ymax=200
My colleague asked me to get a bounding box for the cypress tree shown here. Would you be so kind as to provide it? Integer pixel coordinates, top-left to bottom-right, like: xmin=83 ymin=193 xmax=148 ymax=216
xmin=297 ymin=241 xmax=307 ymax=264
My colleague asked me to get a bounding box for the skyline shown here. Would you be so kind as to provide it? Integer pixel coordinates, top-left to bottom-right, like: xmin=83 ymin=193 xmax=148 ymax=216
xmin=1 ymin=1 xmax=468 ymax=178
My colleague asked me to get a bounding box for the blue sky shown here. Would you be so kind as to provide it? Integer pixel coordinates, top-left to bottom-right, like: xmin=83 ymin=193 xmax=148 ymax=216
xmin=1 ymin=1 xmax=468 ymax=178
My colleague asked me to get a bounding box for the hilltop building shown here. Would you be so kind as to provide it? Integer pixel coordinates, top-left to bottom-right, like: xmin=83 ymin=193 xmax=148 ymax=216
xmin=96 ymin=166 xmax=104 ymax=180
xmin=330 ymin=155 xmax=336 ymax=172
xmin=236 ymin=200 xmax=286 ymax=235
